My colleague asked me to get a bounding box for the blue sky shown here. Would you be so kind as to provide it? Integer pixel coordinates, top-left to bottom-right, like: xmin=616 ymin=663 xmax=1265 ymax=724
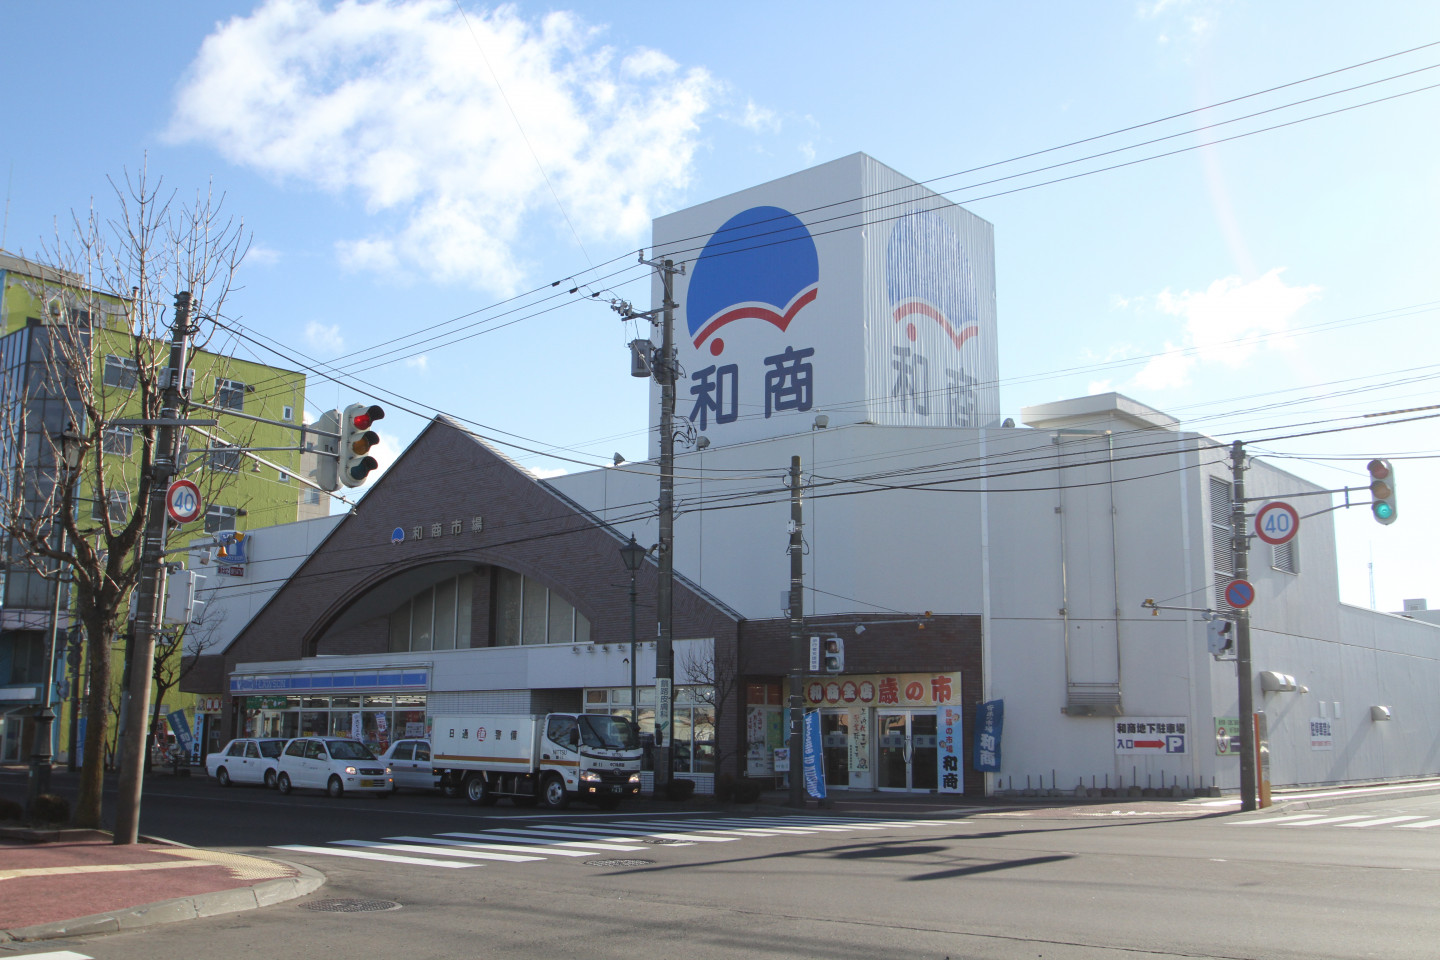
xmin=4 ymin=0 xmax=1438 ymax=611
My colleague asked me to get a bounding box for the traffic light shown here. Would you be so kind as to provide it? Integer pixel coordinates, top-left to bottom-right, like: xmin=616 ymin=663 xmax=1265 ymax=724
xmin=340 ymin=403 xmax=385 ymax=488
xmin=823 ymin=637 xmax=844 ymax=673
xmin=1367 ymin=459 xmax=1397 ymax=525
xmin=1207 ymin=618 xmax=1234 ymax=658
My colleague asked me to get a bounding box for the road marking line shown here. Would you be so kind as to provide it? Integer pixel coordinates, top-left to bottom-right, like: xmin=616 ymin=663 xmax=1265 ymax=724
xmin=517 ymin=825 xmax=710 ymax=844
xmin=1228 ymin=814 xmax=1328 ymax=826
xmin=491 ymin=826 xmax=683 ymax=844
xmin=337 ymin=840 xmax=543 ymax=862
xmin=271 ymin=845 xmax=476 ymax=868
xmin=479 ymin=830 xmax=649 ymax=851
xmin=8 ymin=953 xmax=93 ymax=959
xmin=1276 ymin=815 xmax=1372 ymax=826
xmin=1396 ymin=818 xmax=1440 ymax=829
xmin=1336 ymin=816 xmax=1427 ymax=827
xmin=433 ymin=834 xmax=595 ymax=856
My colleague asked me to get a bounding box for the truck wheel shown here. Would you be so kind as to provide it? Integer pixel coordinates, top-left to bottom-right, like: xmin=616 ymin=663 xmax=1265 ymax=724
xmin=540 ymin=773 xmax=570 ymax=810
xmin=464 ymin=774 xmax=495 ymax=806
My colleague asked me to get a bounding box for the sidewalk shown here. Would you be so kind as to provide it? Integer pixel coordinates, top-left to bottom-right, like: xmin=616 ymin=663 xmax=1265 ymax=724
xmin=0 ymin=829 xmax=323 ymax=943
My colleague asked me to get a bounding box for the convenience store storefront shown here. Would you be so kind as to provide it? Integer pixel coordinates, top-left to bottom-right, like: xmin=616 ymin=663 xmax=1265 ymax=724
xmin=230 ymin=667 xmax=430 ymax=752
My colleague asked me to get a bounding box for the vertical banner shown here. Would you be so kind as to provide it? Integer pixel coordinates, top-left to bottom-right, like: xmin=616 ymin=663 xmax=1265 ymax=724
xmin=973 ymin=699 xmax=1003 ymax=772
xmin=802 ymin=710 xmax=827 ymax=799
xmin=166 ymin=709 xmax=195 ymax=758
xmin=937 ymin=704 xmax=964 ymax=793
xmin=350 ymin=711 xmax=363 ymax=740
xmin=655 ymin=677 xmax=673 ymax=746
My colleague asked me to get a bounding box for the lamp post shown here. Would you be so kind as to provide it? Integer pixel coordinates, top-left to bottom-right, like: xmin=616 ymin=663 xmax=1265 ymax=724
xmin=27 ymin=422 xmax=85 ymax=814
xmin=619 ymin=534 xmax=646 ymax=740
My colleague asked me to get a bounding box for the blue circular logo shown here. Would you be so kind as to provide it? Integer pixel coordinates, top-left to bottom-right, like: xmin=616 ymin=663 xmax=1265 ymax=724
xmin=391 ymin=526 xmax=405 ymax=545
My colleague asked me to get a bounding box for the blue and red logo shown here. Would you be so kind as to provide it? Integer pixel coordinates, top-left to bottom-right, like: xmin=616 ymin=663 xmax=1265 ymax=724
xmin=686 ymin=205 xmax=819 ymax=357
xmin=886 ymin=210 xmax=979 ymax=350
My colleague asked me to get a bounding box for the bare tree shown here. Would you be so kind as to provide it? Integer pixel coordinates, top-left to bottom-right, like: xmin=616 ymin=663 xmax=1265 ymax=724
xmin=147 ymin=610 xmax=226 ymax=767
xmin=0 ymin=164 xmax=250 ymax=826
xmin=678 ymin=643 xmax=740 ymax=779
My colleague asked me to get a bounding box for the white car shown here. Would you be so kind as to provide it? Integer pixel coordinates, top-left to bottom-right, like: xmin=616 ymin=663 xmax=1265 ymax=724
xmin=206 ymin=738 xmax=288 ymax=789
xmin=275 ymin=737 xmax=393 ymax=798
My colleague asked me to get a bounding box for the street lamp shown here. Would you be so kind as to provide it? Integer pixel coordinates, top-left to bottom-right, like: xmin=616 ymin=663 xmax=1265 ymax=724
xmin=27 ymin=422 xmax=86 ymax=814
xmin=619 ymin=534 xmax=646 ymax=745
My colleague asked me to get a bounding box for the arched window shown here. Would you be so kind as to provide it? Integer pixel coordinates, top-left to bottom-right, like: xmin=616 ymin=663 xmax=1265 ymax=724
xmin=493 ymin=568 xmax=591 ymax=645
xmin=387 ymin=572 xmax=475 ymax=652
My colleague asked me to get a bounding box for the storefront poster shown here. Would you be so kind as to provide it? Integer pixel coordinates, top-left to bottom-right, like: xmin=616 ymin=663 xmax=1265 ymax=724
xmin=1309 ymin=717 xmax=1334 ymax=751
xmin=847 ymin=708 xmax=870 ymax=777
xmin=350 ymin=711 xmax=363 ymax=740
xmin=937 ymin=704 xmax=963 ymax=793
xmin=802 ymin=710 xmax=826 ymax=799
xmin=974 ymin=699 xmax=1003 ymax=772
xmin=1215 ymin=717 xmax=1240 ymax=755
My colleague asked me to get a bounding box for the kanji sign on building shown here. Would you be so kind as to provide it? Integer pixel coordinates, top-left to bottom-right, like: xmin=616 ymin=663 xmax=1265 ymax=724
xmin=802 ymin=671 xmax=959 ymax=707
xmin=937 ymin=704 xmax=964 ymax=794
xmin=1115 ymin=717 xmax=1188 ymax=754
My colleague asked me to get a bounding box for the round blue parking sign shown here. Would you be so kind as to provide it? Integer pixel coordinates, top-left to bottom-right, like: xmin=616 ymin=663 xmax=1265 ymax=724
xmin=1225 ymin=578 xmax=1255 ymax=609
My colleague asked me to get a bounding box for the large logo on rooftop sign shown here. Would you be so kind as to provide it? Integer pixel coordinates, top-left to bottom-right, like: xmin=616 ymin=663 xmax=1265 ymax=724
xmin=683 ymin=206 xmax=820 ymax=432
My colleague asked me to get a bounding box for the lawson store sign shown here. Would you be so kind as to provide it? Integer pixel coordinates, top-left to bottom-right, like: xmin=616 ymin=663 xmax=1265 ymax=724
xmin=230 ymin=669 xmax=429 ymax=695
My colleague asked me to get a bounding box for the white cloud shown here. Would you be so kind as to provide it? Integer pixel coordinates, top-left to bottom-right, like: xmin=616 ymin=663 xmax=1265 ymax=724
xmin=1132 ymin=268 xmax=1321 ymax=389
xmin=735 ymin=99 xmax=780 ymax=134
xmin=403 ymin=354 xmax=428 ymax=371
xmin=305 ymin=320 xmax=344 ymax=353
xmin=247 ymin=243 xmax=281 ymax=266
xmin=169 ymin=1 xmax=717 ymax=293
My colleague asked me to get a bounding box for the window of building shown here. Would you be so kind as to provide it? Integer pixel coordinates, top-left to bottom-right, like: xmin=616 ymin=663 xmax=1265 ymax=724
xmin=205 ymin=505 xmax=239 ymax=533
xmin=210 ymin=442 xmax=241 ymax=474
xmin=215 ymin=377 xmax=246 ymax=411
xmin=103 ymin=355 xmax=138 ymax=389
xmin=102 ymin=425 xmax=133 ymax=456
xmin=283 ymin=405 xmax=294 ymax=421
xmin=278 ymin=470 xmax=290 ymax=483
xmin=585 ymin=685 xmax=714 ymax=774
xmin=493 ymin=569 xmax=590 ymax=645
xmin=387 ymin=572 xmax=475 ymax=652
xmin=91 ymin=489 xmax=130 ymax=523
xmin=1272 ymin=537 xmax=1299 ymax=575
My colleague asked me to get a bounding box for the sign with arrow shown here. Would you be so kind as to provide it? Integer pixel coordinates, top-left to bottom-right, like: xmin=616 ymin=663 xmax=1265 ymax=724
xmin=1115 ymin=717 xmax=1188 ymax=754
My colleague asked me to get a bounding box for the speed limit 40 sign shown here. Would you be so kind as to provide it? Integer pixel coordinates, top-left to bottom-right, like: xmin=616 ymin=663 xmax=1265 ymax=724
xmin=1254 ymin=501 xmax=1299 ymax=546
xmin=165 ymin=479 xmax=203 ymax=524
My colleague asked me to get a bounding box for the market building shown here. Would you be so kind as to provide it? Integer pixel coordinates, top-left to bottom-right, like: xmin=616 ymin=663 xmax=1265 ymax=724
xmin=193 ymin=155 xmax=1440 ymax=796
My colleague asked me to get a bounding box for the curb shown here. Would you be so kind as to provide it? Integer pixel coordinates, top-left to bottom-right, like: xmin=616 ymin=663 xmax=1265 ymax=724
xmin=0 ymin=858 xmax=325 ymax=943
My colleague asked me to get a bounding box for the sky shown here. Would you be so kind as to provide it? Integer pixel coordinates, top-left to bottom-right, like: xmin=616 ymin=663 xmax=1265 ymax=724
xmin=3 ymin=0 xmax=1437 ymax=612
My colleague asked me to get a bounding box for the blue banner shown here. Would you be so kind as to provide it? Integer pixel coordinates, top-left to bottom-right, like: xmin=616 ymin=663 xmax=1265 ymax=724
xmin=973 ymin=699 xmax=1004 ymax=772
xmin=167 ymin=709 xmax=196 ymax=756
xmin=802 ymin=710 xmax=826 ymax=799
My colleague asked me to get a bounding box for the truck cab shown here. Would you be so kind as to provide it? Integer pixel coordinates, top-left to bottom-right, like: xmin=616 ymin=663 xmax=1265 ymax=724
xmin=541 ymin=713 xmax=644 ymax=808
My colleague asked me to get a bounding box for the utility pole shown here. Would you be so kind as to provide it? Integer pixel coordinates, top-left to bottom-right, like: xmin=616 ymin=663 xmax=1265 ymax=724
xmin=114 ymin=291 xmax=193 ymax=845
xmin=787 ymin=456 xmax=806 ymax=808
xmin=1230 ymin=440 xmax=1258 ymax=812
xmin=609 ymin=254 xmax=684 ymax=796
xmin=653 ymin=257 xmax=678 ymax=798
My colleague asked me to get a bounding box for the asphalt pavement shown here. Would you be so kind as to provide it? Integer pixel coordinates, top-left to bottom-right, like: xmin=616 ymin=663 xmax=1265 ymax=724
xmin=3 ymin=764 xmax=1438 ymax=945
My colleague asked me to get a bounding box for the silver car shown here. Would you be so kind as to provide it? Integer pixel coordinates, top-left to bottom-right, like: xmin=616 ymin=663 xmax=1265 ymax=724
xmin=378 ymin=738 xmax=458 ymax=796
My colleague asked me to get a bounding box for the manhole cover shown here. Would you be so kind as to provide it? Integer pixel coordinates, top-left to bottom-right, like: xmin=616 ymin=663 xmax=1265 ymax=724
xmin=586 ymin=858 xmax=654 ymax=868
xmin=638 ymin=837 xmax=684 ymax=845
xmin=300 ymin=899 xmax=402 ymax=913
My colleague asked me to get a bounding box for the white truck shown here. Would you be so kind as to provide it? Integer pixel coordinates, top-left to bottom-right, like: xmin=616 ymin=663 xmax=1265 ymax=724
xmin=431 ymin=712 xmax=643 ymax=810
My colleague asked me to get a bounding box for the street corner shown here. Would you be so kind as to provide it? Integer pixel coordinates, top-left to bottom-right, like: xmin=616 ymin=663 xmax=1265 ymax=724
xmin=0 ymin=839 xmax=324 ymax=942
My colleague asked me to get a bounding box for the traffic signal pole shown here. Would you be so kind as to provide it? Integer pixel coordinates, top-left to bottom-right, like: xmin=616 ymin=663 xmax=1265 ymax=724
xmin=1230 ymin=440 xmax=1259 ymax=812
xmin=114 ymin=292 xmax=194 ymax=845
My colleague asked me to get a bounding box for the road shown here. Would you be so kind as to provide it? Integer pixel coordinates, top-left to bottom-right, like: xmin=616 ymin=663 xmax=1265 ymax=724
xmin=5 ymin=772 xmax=1440 ymax=960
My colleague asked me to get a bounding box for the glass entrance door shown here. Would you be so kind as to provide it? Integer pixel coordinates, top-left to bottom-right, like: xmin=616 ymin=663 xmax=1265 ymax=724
xmin=876 ymin=711 xmax=938 ymax=792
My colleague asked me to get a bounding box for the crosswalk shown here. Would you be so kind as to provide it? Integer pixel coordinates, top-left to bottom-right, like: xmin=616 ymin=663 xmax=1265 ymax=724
xmin=272 ymin=815 xmax=965 ymax=871
xmin=1228 ymin=812 xmax=1440 ymax=830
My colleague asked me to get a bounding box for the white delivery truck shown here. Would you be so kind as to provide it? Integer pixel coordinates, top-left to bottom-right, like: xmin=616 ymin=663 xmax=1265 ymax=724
xmin=431 ymin=712 xmax=643 ymax=810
